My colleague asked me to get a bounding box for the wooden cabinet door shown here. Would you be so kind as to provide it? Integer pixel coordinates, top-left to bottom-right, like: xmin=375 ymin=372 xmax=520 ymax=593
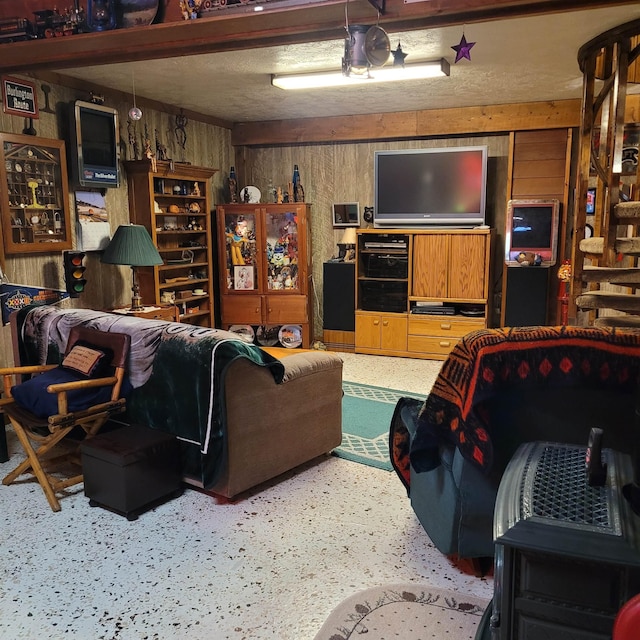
xmin=380 ymin=314 xmax=408 ymax=351
xmin=265 ymin=294 xmax=308 ymax=324
xmin=413 ymin=234 xmax=448 ymax=297
xmin=355 ymin=313 xmax=381 ymax=349
xmin=221 ymin=294 xmax=263 ymax=324
xmin=448 ymin=234 xmax=487 ymax=299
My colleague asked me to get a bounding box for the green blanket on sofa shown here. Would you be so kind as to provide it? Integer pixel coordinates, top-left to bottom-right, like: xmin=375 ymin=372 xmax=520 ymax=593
xmin=14 ymin=305 xmax=285 ymax=488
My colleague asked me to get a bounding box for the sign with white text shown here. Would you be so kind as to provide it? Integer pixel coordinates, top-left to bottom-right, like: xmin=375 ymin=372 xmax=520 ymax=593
xmin=2 ymin=76 xmax=38 ymax=118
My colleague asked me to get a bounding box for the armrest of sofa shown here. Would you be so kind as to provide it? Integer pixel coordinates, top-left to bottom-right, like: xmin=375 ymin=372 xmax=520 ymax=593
xmin=208 ymin=350 xmax=343 ymax=498
xmin=278 ymin=350 xmax=344 ymax=383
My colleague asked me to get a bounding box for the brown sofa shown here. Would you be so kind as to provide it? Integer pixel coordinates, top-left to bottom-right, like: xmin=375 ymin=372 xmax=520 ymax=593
xmin=5 ymin=305 xmax=343 ymax=498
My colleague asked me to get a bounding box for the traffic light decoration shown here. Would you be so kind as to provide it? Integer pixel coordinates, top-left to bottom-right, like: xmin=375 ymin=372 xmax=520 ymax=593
xmin=63 ymin=251 xmax=87 ymax=297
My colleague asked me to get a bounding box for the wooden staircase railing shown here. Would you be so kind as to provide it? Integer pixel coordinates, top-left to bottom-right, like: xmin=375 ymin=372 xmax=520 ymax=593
xmin=571 ymin=19 xmax=640 ymax=330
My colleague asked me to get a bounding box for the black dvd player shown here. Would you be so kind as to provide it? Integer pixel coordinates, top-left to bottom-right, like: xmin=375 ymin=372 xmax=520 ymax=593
xmin=411 ymin=306 xmax=456 ymax=315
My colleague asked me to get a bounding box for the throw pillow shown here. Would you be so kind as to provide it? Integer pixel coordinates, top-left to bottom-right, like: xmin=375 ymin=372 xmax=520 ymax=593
xmin=61 ymin=341 xmax=114 ymax=378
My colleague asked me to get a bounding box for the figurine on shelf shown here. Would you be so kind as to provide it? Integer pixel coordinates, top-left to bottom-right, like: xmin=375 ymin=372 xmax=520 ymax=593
xmin=192 ymin=182 xmax=200 ymax=196
xmin=276 ymin=186 xmax=283 ymax=204
xmin=155 ymin=129 xmax=168 ymax=162
xmin=226 ymin=220 xmax=249 ymax=265
xmin=179 ymin=0 xmax=200 ymax=20
xmin=229 ymin=167 xmax=238 ymax=203
xmin=143 ymin=124 xmax=157 ymax=172
xmin=127 ymin=119 xmax=139 ymax=160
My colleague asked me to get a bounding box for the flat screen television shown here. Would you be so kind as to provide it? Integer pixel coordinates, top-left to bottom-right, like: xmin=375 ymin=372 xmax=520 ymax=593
xmin=69 ymin=100 xmax=120 ymax=189
xmin=505 ymin=199 xmax=560 ymax=266
xmin=374 ymin=146 xmax=488 ymax=227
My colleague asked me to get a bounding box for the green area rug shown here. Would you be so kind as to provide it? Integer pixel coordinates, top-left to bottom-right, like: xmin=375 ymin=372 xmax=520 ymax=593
xmin=336 ymin=382 xmax=426 ymax=471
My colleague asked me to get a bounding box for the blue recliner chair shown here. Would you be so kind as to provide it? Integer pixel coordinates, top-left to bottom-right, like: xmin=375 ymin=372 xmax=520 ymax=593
xmin=390 ymin=326 xmax=640 ymax=560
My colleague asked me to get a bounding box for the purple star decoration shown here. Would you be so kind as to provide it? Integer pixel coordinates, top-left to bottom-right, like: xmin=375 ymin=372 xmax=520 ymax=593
xmin=452 ymin=33 xmax=475 ymax=63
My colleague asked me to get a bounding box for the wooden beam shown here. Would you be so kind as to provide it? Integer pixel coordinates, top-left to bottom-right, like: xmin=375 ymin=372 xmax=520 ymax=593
xmin=0 ymin=0 xmax=635 ymax=74
xmin=231 ymin=100 xmax=582 ymax=145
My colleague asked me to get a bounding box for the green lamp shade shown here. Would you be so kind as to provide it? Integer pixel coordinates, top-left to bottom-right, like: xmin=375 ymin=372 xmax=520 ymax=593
xmin=101 ymin=224 xmax=163 ymax=267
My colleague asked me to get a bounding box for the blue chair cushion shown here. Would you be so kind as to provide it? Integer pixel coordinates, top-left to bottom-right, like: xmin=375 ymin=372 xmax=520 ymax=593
xmin=11 ymin=367 xmax=114 ymax=419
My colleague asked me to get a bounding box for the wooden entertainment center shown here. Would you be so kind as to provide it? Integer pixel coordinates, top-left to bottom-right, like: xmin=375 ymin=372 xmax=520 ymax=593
xmin=355 ymin=228 xmax=493 ymax=360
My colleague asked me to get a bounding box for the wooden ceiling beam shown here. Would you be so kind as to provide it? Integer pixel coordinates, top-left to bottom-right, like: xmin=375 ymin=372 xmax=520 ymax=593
xmin=0 ymin=0 xmax=634 ymax=74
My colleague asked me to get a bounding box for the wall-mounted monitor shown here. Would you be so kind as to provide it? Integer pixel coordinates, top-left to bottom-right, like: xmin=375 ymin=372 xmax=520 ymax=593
xmin=505 ymin=199 xmax=560 ymax=266
xmin=374 ymin=146 xmax=488 ymax=228
xmin=332 ymin=202 xmax=360 ymax=227
xmin=69 ymin=100 xmax=120 ymax=189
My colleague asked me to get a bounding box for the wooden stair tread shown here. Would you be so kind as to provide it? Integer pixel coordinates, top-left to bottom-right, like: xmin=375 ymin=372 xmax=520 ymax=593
xmin=594 ymin=315 xmax=640 ymax=331
xmin=579 ymin=236 xmax=640 ymax=256
xmin=582 ymin=265 xmax=640 ymax=285
xmin=614 ymin=201 xmax=640 ymax=221
xmin=579 ymin=236 xmax=604 ymax=254
xmin=615 ymin=237 xmax=640 ymax=255
xmin=576 ymin=290 xmax=640 ymax=312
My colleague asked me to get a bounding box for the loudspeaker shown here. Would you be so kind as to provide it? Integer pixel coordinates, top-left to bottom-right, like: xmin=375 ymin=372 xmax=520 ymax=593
xmin=323 ymin=262 xmax=355 ymax=331
xmin=502 ymin=266 xmax=550 ymax=327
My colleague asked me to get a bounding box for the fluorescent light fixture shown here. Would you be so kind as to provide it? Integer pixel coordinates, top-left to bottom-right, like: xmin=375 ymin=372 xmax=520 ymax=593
xmin=272 ymin=59 xmax=450 ymax=90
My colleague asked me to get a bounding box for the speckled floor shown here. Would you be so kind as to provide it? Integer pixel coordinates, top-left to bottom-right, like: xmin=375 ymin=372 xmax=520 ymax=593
xmin=0 ymin=353 xmax=493 ymax=640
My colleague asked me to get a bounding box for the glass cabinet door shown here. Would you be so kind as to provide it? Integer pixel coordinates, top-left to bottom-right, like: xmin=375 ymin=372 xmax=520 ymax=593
xmin=222 ymin=209 xmax=258 ymax=291
xmin=265 ymin=208 xmax=300 ymax=292
xmin=0 ymin=133 xmax=72 ymax=254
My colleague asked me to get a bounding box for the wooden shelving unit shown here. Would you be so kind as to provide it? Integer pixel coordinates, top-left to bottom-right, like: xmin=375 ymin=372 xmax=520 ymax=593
xmin=124 ymin=160 xmax=217 ymax=327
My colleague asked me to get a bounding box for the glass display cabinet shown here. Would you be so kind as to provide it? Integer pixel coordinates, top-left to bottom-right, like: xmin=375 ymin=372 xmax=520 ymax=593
xmin=216 ymin=203 xmax=313 ymax=348
xmin=0 ymin=133 xmax=72 ymax=254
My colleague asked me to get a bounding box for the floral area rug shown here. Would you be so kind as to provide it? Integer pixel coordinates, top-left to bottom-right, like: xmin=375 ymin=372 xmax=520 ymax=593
xmin=313 ymin=583 xmax=489 ymax=640
xmin=336 ymin=382 xmax=425 ymax=471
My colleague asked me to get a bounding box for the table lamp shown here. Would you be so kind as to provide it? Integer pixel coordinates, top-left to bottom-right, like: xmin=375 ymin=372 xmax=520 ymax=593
xmin=338 ymin=226 xmax=357 ymax=261
xmin=101 ymin=224 xmax=163 ymax=311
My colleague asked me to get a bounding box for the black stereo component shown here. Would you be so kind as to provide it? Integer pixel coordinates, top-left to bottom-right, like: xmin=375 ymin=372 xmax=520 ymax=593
xmin=362 ymin=253 xmax=408 ymax=279
xmin=359 ymin=280 xmax=407 ymax=313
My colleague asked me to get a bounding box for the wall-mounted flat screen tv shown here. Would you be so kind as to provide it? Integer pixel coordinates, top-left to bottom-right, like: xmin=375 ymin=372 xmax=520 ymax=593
xmin=374 ymin=145 xmax=488 ymax=227
xmin=69 ymin=100 xmax=120 ymax=189
xmin=505 ymin=199 xmax=560 ymax=266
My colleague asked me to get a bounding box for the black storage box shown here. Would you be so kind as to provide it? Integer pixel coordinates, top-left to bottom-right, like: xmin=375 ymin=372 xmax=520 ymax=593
xmin=80 ymin=424 xmax=183 ymax=520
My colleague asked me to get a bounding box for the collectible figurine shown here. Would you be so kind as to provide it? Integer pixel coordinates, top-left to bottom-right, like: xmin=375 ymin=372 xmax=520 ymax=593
xmin=226 ymin=220 xmax=249 ymax=265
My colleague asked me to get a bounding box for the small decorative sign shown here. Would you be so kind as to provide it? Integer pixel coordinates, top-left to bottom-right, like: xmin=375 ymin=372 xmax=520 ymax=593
xmin=2 ymin=76 xmax=39 ymax=118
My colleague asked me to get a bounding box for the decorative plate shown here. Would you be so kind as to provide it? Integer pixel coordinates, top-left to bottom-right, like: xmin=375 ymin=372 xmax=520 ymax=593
xmin=118 ymin=0 xmax=159 ymax=28
xmin=240 ymin=185 xmax=261 ymax=204
xmin=278 ymin=324 xmax=302 ymax=349
xmin=229 ymin=324 xmax=255 ymax=344
xmin=256 ymin=325 xmax=280 ymax=347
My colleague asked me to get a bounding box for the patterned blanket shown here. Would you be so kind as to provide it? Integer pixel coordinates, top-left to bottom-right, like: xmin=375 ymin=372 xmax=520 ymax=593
xmin=396 ymin=325 xmax=640 ymax=480
xmin=14 ymin=305 xmax=285 ymax=488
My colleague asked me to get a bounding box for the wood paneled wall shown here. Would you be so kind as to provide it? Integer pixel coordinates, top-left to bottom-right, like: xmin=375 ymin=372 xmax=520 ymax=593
xmin=0 ymin=76 xmax=233 ymax=368
xmin=240 ymin=135 xmax=510 ymax=335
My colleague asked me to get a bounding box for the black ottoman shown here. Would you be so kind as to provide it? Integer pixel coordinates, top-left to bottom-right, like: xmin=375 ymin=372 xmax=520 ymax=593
xmin=80 ymin=424 xmax=183 ymax=520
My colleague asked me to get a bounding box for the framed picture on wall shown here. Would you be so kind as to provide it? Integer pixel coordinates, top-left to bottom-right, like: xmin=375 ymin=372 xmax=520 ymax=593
xmin=332 ymin=202 xmax=360 ymax=227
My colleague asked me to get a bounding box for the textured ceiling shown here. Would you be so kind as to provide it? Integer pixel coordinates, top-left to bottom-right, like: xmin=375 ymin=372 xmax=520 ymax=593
xmin=57 ymin=5 xmax=640 ymax=124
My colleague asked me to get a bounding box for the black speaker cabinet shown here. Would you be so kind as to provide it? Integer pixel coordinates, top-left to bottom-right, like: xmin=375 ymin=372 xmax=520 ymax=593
xmin=502 ymin=266 xmax=550 ymax=327
xmin=323 ymin=261 xmax=355 ymax=331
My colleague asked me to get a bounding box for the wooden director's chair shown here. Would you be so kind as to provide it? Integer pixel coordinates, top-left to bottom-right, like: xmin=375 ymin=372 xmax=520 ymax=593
xmin=0 ymin=326 xmax=130 ymax=511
